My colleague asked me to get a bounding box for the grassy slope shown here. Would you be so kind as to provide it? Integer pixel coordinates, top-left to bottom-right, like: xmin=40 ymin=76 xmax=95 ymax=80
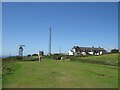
xmin=81 ymin=54 xmax=118 ymax=61
xmin=79 ymin=54 xmax=118 ymax=66
xmin=3 ymin=58 xmax=118 ymax=88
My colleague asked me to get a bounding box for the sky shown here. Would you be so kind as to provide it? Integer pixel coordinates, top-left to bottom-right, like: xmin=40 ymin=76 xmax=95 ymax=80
xmin=2 ymin=2 xmax=118 ymax=56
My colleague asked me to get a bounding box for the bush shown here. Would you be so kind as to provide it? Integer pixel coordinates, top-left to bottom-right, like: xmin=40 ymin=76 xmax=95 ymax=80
xmin=27 ymin=54 xmax=31 ymax=57
xmin=32 ymin=54 xmax=38 ymax=56
xmin=111 ymin=49 xmax=119 ymax=53
xmin=50 ymin=54 xmax=61 ymax=60
xmin=23 ymin=56 xmax=39 ymax=61
xmin=50 ymin=55 xmax=76 ymax=60
xmin=2 ymin=58 xmax=16 ymax=76
xmin=16 ymin=56 xmax=23 ymax=60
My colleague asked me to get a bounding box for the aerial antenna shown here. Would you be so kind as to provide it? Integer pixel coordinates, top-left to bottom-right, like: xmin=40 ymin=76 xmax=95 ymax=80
xmin=18 ymin=45 xmax=25 ymax=57
xmin=59 ymin=46 xmax=61 ymax=54
xmin=48 ymin=27 xmax=51 ymax=55
xmin=9 ymin=53 xmax=11 ymax=57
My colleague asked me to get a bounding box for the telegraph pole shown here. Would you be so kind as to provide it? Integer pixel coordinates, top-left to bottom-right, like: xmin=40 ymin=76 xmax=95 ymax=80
xmin=49 ymin=27 xmax=51 ymax=55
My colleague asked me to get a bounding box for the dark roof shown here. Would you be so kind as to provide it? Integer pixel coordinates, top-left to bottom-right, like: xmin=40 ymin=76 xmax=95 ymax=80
xmin=72 ymin=46 xmax=106 ymax=51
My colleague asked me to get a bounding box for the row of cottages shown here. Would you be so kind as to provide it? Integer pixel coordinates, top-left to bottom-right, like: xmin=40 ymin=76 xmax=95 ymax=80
xmin=68 ymin=46 xmax=107 ymax=56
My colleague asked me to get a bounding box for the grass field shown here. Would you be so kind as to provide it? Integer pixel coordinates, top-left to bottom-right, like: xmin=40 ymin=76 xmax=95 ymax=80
xmin=78 ymin=53 xmax=118 ymax=66
xmin=81 ymin=53 xmax=118 ymax=62
xmin=2 ymin=54 xmax=118 ymax=88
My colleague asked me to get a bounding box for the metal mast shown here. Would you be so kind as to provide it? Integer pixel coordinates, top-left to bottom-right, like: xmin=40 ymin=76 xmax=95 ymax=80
xmin=18 ymin=45 xmax=25 ymax=57
xmin=49 ymin=27 xmax=51 ymax=55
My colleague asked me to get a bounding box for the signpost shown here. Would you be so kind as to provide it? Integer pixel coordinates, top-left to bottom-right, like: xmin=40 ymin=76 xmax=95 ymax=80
xmin=38 ymin=51 xmax=41 ymax=62
xmin=38 ymin=51 xmax=44 ymax=62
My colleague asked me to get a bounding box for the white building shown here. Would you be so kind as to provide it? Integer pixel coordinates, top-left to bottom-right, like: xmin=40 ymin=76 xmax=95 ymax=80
xmin=68 ymin=46 xmax=107 ymax=56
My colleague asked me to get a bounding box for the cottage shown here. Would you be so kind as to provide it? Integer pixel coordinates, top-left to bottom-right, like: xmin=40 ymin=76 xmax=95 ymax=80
xmin=68 ymin=46 xmax=107 ymax=56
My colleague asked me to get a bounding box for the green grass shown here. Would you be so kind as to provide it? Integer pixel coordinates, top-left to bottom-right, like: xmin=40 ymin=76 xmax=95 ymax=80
xmin=81 ymin=53 xmax=118 ymax=61
xmin=76 ymin=54 xmax=118 ymax=66
xmin=3 ymin=58 xmax=118 ymax=88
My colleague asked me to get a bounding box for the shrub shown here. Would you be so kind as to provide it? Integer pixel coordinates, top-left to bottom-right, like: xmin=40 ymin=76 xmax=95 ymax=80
xmin=111 ymin=49 xmax=119 ymax=53
xmin=16 ymin=56 xmax=23 ymax=60
xmin=32 ymin=54 xmax=38 ymax=56
xmin=2 ymin=58 xmax=16 ymax=76
xmin=27 ymin=54 xmax=31 ymax=57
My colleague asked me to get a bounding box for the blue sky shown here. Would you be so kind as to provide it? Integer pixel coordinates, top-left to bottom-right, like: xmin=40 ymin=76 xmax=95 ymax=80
xmin=2 ymin=2 xmax=118 ymax=56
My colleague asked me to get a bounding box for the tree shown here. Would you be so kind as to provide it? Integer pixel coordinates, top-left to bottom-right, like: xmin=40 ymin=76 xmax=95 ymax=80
xmin=111 ymin=49 xmax=119 ymax=53
xmin=27 ymin=54 xmax=31 ymax=57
